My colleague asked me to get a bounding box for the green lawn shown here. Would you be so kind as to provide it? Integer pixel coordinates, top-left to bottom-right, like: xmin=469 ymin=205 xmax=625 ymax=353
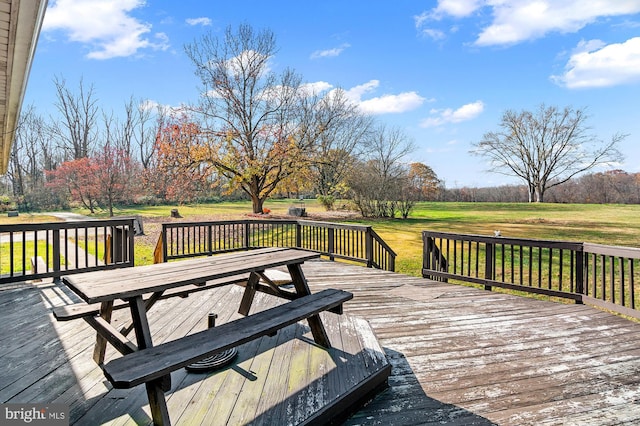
xmin=0 ymin=240 xmax=63 ymax=275
xmin=72 ymin=200 xmax=640 ymax=277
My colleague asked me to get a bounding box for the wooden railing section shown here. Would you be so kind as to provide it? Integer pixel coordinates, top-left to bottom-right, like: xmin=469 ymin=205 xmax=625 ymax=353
xmin=0 ymin=218 xmax=135 ymax=284
xmin=422 ymin=230 xmax=640 ymax=319
xmin=158 ymin=219 xmax=396 ymax=271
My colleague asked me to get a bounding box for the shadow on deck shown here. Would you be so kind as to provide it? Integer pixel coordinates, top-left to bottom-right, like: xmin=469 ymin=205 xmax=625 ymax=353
xmin=3 ymin=260 xmax=640 ymax=425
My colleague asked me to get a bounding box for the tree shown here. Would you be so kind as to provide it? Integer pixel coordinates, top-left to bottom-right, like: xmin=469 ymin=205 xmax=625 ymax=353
xmin=46 ymin=158 xmax=100 ymax=213
xmin=150 ymin=114 xmax=217 ymax=204
xmin=407 ymin=162 xmax=441 ymax=201
xmin=9 ymin=106 xmax=48 ymax=196
xmin=472 ymin=104 xmax=625 ymax=202
xmin=307 ymin=90 xmax=373 ymax=201
xmin=348 ymin=124 xmax=416 ymax=218
xmin=93 ymin=143 xmax=140 ymax=216
xmin=9 ymin=105 xmax=66 ymax=209
xmin=135 ymin=100 xmax=165 ymax=170
xmin=185 ymin=24 xmax=341 ymax=213
xmin=50 ymin=76 xmax=99 ymax=160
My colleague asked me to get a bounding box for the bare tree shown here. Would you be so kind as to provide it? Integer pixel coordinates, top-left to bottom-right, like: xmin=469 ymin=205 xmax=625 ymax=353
xmin=185 ymin=24 xmax=342 ymax=213
xmin=9 ymin=105 xmax=60 ymax=195
xmin=472 ymin=104 xmax=625 ymax=202
xmin=348 ymin=124 xmax=415 ymax=217
xmin=135 ymin=100 xmax=164 ymax=170
xmin=51 ymin=76 xmax=99 ymax=160
xmin=308 ymin=89 xmax=373 ymax=203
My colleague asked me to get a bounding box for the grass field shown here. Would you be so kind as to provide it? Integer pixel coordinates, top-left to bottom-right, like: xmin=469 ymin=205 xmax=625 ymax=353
xmin=72 ymin=200 xmax=640 ymax=277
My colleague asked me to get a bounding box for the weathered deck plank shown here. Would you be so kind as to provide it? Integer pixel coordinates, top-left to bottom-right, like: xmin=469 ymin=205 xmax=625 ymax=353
xmin=298 ymin=262 xmax=640 ymax=426
xmin=2 ymin=259 xmax=640 ymax=425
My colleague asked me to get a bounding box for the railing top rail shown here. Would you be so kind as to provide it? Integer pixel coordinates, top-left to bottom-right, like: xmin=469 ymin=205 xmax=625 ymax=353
xmin=296 ymin=219 xmax=372 ymax=231
xmin=0 ymin=218 xmax=134 ymax=232
xmin=422 ymin=230 xmax=584 ymax=250
xmin=370 ymin=228 xmax=397 ymax=257
xmin=162 ymin=218 xmax=374 ymax=232
xmin=162 ymin=219 xmax=300 ymax=229
xmin=583 ymin=242 xmax=640 ymax=259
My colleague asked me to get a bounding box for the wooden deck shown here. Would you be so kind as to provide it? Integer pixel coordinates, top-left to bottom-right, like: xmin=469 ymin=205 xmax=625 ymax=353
xmin=3 ymin=259 xmax=640 ymax=425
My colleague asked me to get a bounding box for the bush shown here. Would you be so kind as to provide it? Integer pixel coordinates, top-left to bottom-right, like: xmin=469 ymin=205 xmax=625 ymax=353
xmin=0 ymin=195 xmax=14 ymax=212
xmin=316 ymin=195 xmax=335 ymax=211
xmin=20 ymin=188 xmax=68 ymax=212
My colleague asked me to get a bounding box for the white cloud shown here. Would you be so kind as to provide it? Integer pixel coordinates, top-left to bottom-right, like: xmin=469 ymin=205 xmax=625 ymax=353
xmin=43 ymin=0 xmax=169 ymax=59
xmin=342 ymin=80 xmax=426 ymax=114
xmin=138 ymin=99 xmax=176 ymax=116
xmin=343 ymin=80 xmax=380 ymax=102
xmin=419 ymin=28 xmax=447 ymax=41
xmin=301 ymin=81 xmax=334 ymax=95
xmin=224 ymin=50 xmax=271 ymax=78
xmin=416 ymin=1 xmax=640 ymax=46
xmin=420 ymin=100 xmax=484 ymax=127
xmin=310 ymin=43 xmax=351 ymax=59
xmin=358 ymin=92 xmax=426 ymax=114
xmin=186 ymin=17 xmax=212 ymax=26
xmin=552 ymin=37 xmax=640 ymax=88
xmin=431 ymin=0 xmax=483 ymax=19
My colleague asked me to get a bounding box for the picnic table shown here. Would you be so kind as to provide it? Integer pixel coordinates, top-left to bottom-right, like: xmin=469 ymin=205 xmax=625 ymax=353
xmin=54 ymin=247 xmax=352 ymax=425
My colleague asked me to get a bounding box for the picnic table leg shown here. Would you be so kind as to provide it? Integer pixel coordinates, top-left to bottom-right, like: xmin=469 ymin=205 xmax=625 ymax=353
xmin=93 ymin=301 xmax=114 ymax=365
xmin=286 ymin=263 xmax=331 ymax=348
xmin=127 ymin=296 xmax=172 ymax=425
xmin=119 ymin=291 xmax=165 ymax=336
xmin=238 ymin=271 xmax=261 ymax=316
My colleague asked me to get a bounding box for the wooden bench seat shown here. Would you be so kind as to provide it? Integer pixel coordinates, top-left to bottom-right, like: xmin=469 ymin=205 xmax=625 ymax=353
xmin=103 ymin=288 xmax=352 ymax=389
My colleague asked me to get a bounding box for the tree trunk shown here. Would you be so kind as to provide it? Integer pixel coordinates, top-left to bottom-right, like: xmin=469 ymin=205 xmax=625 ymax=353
xmin=535 ymin=184 xmax=544 ymax=202
xmin=251 ymin=195 xmax=264 ymax=214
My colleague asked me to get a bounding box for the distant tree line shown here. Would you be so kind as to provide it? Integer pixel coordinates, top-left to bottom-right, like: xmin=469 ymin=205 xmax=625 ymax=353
xmin=440 ymin=170 xmax=640 ymax=204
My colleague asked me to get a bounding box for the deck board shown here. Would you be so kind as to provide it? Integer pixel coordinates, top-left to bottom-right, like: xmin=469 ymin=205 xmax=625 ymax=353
xmin=299 ymin=262 xmax=640 ymax=426
xmin=3 ymin=259 xmax=640 ymax=425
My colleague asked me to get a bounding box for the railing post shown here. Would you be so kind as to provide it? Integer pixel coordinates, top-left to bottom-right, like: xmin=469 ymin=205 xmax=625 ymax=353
xmin=52 ymin=228 xmax=61 ymax=283
xmin=575 ymin=246 xmax=584 ymax=304
xmin=328 ymin=228 xmax=335 ymax=261
xmin=162 ymin=224 xmax=168 ymax=263
xmin=244 ymin=221 xmax=251 ymax=249
xmin=423 ymin=234 xmax=431 ymax=278
xmin=127 ymin=221 xmax=135 ymax=266
xmin=207 ymin=225 xmax=213 ymax=255
xmin=365 ymin=228 xmax=373 ymax=268
xmin=295 ymin=222 xmax=302 ymax=248
xmin=484 ymin=241 xmax=494 ymax=291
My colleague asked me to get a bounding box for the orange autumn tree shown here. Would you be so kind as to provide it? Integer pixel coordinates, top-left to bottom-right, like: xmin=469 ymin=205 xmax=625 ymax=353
xmin=408 ymin=162 xmax=441 ymax=201
xmin=185 ymin=24 xmax=356 ymax=213
xmin=151 ymin=115 xmax=216 ymax=204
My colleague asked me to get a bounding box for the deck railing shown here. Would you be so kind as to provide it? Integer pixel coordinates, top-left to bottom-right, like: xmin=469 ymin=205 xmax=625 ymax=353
xmin=422 ymin=230 xmax=640 ymax=319
xmin=159 ymin=219 xmax=396 ymax=271
xmin=0 ymin=218 xmax=135 ymax=284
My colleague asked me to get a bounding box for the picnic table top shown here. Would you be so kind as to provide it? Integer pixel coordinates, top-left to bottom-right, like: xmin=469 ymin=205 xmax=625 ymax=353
xmin=62 ymin=247 xmax=320 ymax=304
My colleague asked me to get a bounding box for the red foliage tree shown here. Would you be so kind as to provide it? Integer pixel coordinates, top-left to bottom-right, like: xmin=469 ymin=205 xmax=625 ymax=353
xmin=93 ymin=143 xmax=140 ymax=216
xmin=46 ymin=145 xmax=140 ymax=216
xmin=46 ymin=158 xmax=100 ymax=213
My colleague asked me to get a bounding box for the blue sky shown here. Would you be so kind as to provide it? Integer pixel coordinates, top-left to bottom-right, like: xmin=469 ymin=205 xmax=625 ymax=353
xmin=24 ymin=0 xmax=640 ymax=187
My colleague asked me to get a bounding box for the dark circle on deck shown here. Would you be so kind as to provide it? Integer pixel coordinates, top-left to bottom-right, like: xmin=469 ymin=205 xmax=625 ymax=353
xmin=185 ymin=348 xmax=238 ymax=372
